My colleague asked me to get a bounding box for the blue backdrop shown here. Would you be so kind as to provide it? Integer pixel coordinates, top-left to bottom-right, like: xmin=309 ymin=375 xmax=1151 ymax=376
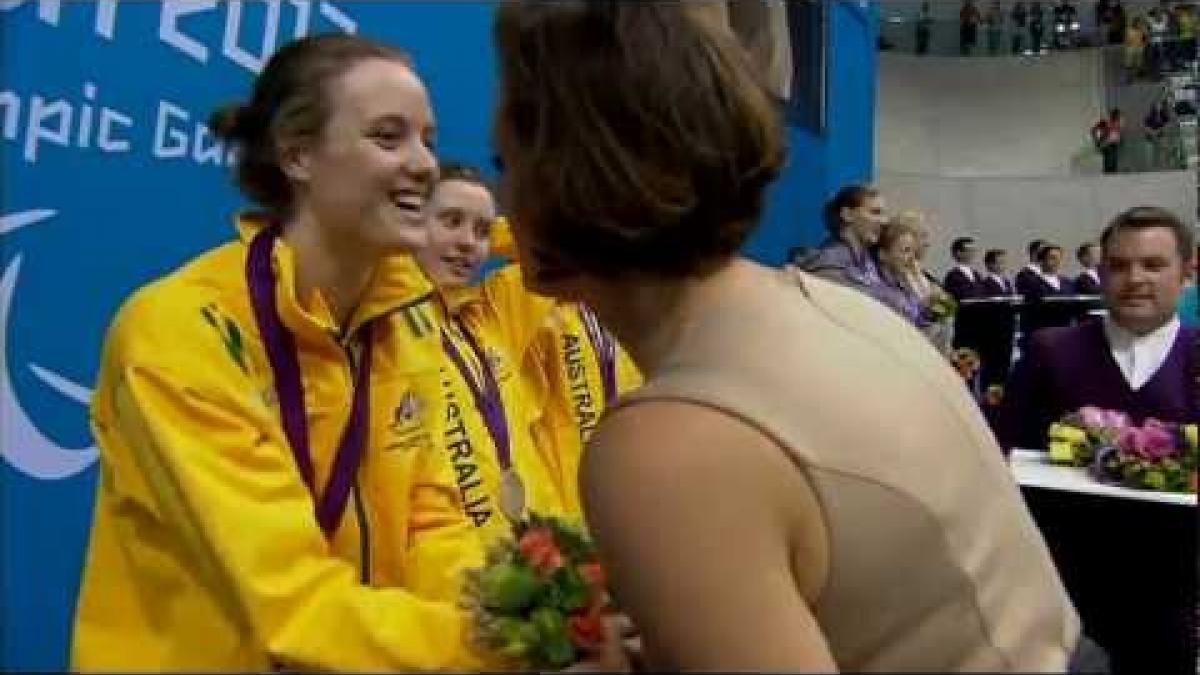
xmin=0 ymin=2 xmax=874 ymax=670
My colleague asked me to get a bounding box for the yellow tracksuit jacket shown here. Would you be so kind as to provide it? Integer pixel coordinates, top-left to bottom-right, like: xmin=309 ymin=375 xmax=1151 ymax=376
xmin=72 ymin=214 xmax=487 ymax=672
xmin=437 ymin=220 xmax=642 ymax=535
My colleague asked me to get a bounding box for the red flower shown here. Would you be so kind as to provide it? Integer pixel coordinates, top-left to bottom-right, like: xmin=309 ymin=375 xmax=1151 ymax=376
xmin=579 ymin=562 xmax=606 ymax=589
xmin=518 ymin=526 xmax=565 ymax=576
xmin=567 ymin=604 xmax=606 ymax=653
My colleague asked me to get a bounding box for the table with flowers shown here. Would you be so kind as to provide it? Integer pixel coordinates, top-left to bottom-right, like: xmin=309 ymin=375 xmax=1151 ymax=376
xmin=1009 ymin=413 xmax=1196 ymax=675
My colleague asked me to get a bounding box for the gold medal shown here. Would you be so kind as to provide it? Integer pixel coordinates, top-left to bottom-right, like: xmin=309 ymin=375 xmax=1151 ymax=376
xmin=499 ymin=468 xmax=526 ymax=522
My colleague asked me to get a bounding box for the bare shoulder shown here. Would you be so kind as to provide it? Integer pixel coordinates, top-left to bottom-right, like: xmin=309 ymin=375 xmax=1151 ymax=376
xmin=582 ymin=398 xmax=828 ymax=595
xmin=579 ymin=399 xmax=835 ymax=670
xmin=583 ymin=398 xmax=796 ymax=502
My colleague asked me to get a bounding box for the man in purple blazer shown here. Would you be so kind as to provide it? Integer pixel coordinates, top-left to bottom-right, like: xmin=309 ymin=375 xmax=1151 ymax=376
xmin=1014 ymin=238 xmax=1047 ymax=299
xmin=999 ymin=206 xmax=1198 ymax=451
xmin=942 ymin=236 xmax=983 ymax=300
xmin=1074 ymin=241 xmax=1103 ymax=295
xmin=981 ymin=248 xmax=1015 ymax=296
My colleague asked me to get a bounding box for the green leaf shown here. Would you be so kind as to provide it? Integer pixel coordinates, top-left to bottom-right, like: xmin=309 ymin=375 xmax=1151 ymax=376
xmin=480 ymin=563 xmax=540 ymax=613
xmin=552 ymin=565 xmax=591 ymax=612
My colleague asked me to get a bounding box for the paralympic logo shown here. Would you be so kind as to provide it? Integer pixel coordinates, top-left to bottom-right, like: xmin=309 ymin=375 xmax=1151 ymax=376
xmin=1 ymin=209 xmax=98 ymax=480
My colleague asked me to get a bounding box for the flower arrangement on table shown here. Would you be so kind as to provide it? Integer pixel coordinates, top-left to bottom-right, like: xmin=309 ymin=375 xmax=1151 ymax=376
xmin=1047 ymin=406 xmax=1198 ymax=493
xmin=461 ymin=514 xmax=613 ymax=670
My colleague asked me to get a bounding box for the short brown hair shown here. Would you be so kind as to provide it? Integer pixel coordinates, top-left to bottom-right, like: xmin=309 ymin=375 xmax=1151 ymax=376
xmin=493 ymin=1 xmax=786 ymax=279
xmin=823 ymin=184 xmax=879 ymax=237
xmin=1100 ymin=206 xmax=1195 ymax=263
xmin=436 ymin=160 xmax=492 ymax=194
xmin=209 ymin=34 xmax=411 ymax=216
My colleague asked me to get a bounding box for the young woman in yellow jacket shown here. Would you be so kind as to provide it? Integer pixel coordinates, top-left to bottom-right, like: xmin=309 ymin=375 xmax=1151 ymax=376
xmin=414 ymin=165 xmax=641 ymax=543
xmin=72 ymin=35 xmax=488 ymax=672
xmin=486 ymin=219 xmax=643 ymax=517
xmin=412 ymin=163 xmax=560 ymax=548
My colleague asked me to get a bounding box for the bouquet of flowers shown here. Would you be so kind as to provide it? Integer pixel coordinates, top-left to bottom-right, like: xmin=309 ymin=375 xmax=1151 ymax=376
xmin=1047 ymin=406 xmax=1198 ymax=493
xmin=951 ymin=347 xmax=982 ymax=381
xmin=925 ymin=290 xmax=958 ymax=322
xmin=461 ymin=515 xmax=612 ymax=670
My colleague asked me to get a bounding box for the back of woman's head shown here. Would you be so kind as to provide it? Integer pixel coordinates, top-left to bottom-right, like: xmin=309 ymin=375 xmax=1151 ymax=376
xmin=209 ymin=33 xmax=411 ymax=216
xmin=493 ymin=1 xmax=786 ymax=279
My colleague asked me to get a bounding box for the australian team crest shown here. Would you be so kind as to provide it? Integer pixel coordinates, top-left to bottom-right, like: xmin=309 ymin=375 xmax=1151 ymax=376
xmin=393 ymin=390 xmax=424 ymax=428
xmin=385 ymin=389 xmax=432 ymax=453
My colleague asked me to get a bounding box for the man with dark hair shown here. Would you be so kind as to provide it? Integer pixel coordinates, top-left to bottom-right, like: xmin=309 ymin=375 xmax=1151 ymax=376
xmin=1074 ymin=241 xmax=1102 ymax=295
xmin=943 ymin=237 xmax=982 ymax=300
xmin=981 ymin=249 xmax=1014 ymax=296
xmin=1014 ymin=238 xmax=1046 ymax=298
xmin=1000 ymin=206 xmax=1197 ymax=452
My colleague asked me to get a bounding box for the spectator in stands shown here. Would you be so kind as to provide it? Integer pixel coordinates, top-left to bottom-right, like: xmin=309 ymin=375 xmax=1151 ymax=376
xmin=1144 ymin=98 xmax=1172 ymax=170
xmin=1090 ymin=108 xmax=1123 ymax=173
xmin=944 ymin=237 xmax=983 ymax=300
xmin=961 ymin=0 xmax=983 ymax=54
xmin=1075 ymin=241 xmax=1103 ymax=294
xmin=985 ymin=1 xmax=1005 ymax=54
xmin=1012 ymin=0 xmax=1030 ymax=52
xmin=982 ymin=249 xmax=1015 ymax=295
xmin=1030 ymin=0 xmax=1048 ymax=51
xmin=1105 ymin=0 xmax=1128 ymax=45
xmin=1015 ymin=238 xmax=1047 ymax=298
xmin=999 ymin=206 xmax=1197 ymax=451
xmin=1147 ymin=6 xmax=1171 ymax=76
xmin=1096 ymin=0 xmax=1115 ymax=42
xmin=1174 ymin=3 xmax=1197 ymax=69
xmin=1123 ymin=16 xmax=1148 ymax=80
xmin=916 ymin=1 xmax=934 ymax=55
xmin=1052 ymin=0 xmax=1079 ymax=49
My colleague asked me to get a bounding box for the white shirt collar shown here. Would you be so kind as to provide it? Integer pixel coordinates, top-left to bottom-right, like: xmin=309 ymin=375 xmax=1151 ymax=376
xmin=1024 ymin=263 xmax=1041 ymax=274
xmin=989 ymin=272 xmax=1009 ymax=287
xmin=1103 ymin=315 xmax=1181 ymax=391
xmin=1040 ymin=271 xmax=1061 ymax=290
xmin=955 ymin=264 xmax=976 ymax=279
xmin=1085 ymin=268 xmax=1100 ymax=283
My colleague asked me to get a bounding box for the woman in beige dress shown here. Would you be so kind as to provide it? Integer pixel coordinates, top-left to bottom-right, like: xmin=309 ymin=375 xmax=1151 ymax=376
xmin=492 ymin=2 xmax=1104 ymax=672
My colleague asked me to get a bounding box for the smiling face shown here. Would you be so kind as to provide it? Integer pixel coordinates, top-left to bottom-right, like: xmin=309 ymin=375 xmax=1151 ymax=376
xmin=879 ymin=231 xmax=917 ymax=276
xmin=1102 ymin=226 xmax=1190 ymax=335
xmin=842 ymin=194 xmax=888 ymax=247
xmin=286 ymin=58 xmax=438 ymax=254
xmin=416 ymin=178 xmax=497 ymax=288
